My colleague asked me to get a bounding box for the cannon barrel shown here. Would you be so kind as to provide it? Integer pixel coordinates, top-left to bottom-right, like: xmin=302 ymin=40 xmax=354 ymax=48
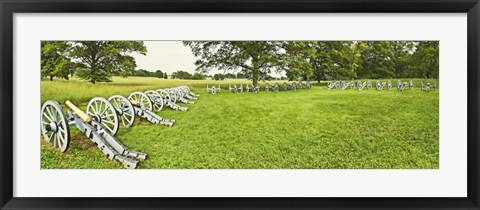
xmin=65 ymin=100 xmax=92 ymax=123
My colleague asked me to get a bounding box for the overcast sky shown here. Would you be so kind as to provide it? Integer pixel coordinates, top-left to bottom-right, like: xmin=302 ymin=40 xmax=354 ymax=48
xmin=131 ymin=41 xmax=199 ymax=75
xmin=131 ymin=41 xmax=285 ymax=77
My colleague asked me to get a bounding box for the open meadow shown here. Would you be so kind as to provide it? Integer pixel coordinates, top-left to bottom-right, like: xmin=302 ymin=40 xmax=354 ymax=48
xmin=41 ymin=76 xmax=439 ymax=169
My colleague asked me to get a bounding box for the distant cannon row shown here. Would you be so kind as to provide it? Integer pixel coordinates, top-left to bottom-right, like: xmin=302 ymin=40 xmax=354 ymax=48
xmin=40 ymin=86 xmax=199 ymax=169
xmin=327 ymin=80 xmax=437 ymax=92
xmin=206 ymin=81 xmax=312 ymax=94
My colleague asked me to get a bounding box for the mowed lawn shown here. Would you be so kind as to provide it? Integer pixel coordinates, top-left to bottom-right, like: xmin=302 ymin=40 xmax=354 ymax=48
xmin=41 ymin=77 xmax=439 ymax=169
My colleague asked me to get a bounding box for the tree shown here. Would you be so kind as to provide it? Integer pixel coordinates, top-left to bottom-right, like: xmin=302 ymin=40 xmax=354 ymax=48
xmin=133 ymin=69 xmax=150 ymax=77
xmin=41 ymin=41 xmax=73 ymax=81
xmin=171 ymin=70 xmax=192 ymax=79
xmin=191 ymin=73 xmax=206 ymax=80
xmin=390 ymin=41 xmax=416 ymax=78
xmin=356 ymin=41 xmax=395 ymax=79
xmin=119 ymin=71 xmax=129 ymax=78
xmin=163 ymin=73 xmax=168 ymax=79
xmin=154 ymin=70 xmax=164 ymax=78
xmin=224 ymin=73 xmax=236 ymax=78
xmin=411 ymin=41 xmax=439 ymax=78
xmin=184 ymin=41 xmax=283 ymax=87
xmin=280 ymin=41 xmax=315 ymax=81
xmin=70 ymin=41 xmax=147 ymax=84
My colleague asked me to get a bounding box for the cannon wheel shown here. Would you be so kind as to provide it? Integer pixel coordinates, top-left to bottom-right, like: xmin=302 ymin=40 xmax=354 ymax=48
xmin=129 ymin=91 xmax=153 ymax=112
xmin=166 ymin=89 xmax=178 ymax=103
xmin=156 ymin=89 xmax=172 ymax=103
xmin=145 ymin=90 xmax=164 ymax=111
xmin=108 ymin=95 xmax=135 ymax=127
xmin=86 ymin=97 xmax=120 ymax=136
xmin=41 ymin=100 xmax=70 ymax=152
xmin=172 ymin=88 xmax=184 ymax=99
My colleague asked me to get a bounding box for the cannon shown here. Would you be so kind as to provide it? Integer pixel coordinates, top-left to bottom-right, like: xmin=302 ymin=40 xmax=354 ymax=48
xmin=228 ymin=84 xmax=236 ymax=93
xmin=274 ymin=82 xmax=280 ymax=92
xmin=376 ymin=80 xmax=385 ymax=91
xmin=420 ymin=81 xmax=437 ymax=92
xmin=340 ymin=81 xmax=353 ymax=90
xmin=180 ymin=86 xmax=198 ymax=100
xmin=365 ymin=81 xmax=372 ymax=90
xmin=265 ymin=82 xmax=280 ymax=93
xmin=298 ymin=81 xmax=304 ymax=88
xmin=397 ymin=80 xmax=413 ymax=91
xmin=265 ymin=83 xmax=271 ymax=91
xmin=245 ymin=84 xmax=250 ymax=92
xmin=178 ymin=86 xmax=199 ymax=98
xmin=167 ymin=87 xmax=194 ymax=104
xmin=155 ymin=89 xmax=188 ymax=111
xmin=41 ymin=99 xmax=147 ymax=169
xmin=252 ymin=83 xmax=260 ymax=93
xmin=237 ymin=84 xmax=243 ymax=93
xmin=206 ymin=84 xmax=221 ymax=94
xmin=305 ymin=81 xmax=312 ymax=89
xmin=357 ymin=81 xmax=366 ymax=91
xmin=282 ymin=82 xmax=297 ymax=92
xmin=128 ymin=92 xmax=175 ymax=126
xmin=326 ymin=81 xmax=335 ymax=90
xmin=228 ymin=84 xmax=242 ymax=93
xmin=283 ymin=82 xmax=289 ymax=91
xmin=387 ymin=80 xmax=392 ymax=90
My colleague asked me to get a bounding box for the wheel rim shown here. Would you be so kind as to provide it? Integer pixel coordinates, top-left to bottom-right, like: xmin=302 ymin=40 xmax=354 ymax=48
xmin=41 ymin=100 xmax=70 ymax=152
xmin=108 ymin=95 xmax=135 ymax=127
xmin=145 ymin=90 xmax=164 ymax=111
xmin=156 ymin=89 xmax=172 ymax=104
xmin=129 ymin=92 xmax=153 ymax=112
xmin=166 ymin=89 xmax=178 ymax=103
xmin=86 ymin=97 xmax=120 ymax=136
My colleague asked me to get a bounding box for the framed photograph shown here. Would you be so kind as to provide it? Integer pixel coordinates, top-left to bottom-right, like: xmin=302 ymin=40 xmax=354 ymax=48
xmin=1 ymin=0 xmax=479 ymax=209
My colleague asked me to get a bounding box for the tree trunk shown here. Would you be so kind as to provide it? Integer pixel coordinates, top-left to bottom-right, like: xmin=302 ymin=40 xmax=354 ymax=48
xmin=49 ymin=75 xmax=53 ymax=81
xmin=90 ymin=79 xmax=96 ymax=84
xmin=252 ymin=56 xmax=259 ymax=87
xmin=253 ymin=77 xmax=258 ymax=87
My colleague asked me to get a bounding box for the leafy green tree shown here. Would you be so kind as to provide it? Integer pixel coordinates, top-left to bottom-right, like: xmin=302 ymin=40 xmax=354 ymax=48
xmin=390 ymin=41 xmax=416 ymax=78
xmin=224 ymin=73 xmax=237 ymax=78
xmin=280 ymin=41 xmax=315 ymax=81
xmin=119 ymin=71 xmax=129 ymax=78
xmin=134 ymin=69 xmax=150 ymax=77
xmin=41 ymin=41 xmax=73 ymax=81
xmin=191 ymin=73 xmax=206 ymax=80
xmin=212 ymin=73 xmax=225 ymax=80
xmin=70 ymin=41 xmax=147 ymax=84
xmin=305 ymin=41 xmax=347 ymax=82
xmin=411 ymin=41 xmax=439 ymax=78
xmin=154 ymin=70 xmax=164 ymax=78
xmin=163 ymin=73 xmax=168 ymax=79
xmin=184 ymin=41 xmax=283 ymax=87
xmin=356 ymin=41 xmax=395 ymax=79
xmin=171 ymin=70 xmax=192 ymax=79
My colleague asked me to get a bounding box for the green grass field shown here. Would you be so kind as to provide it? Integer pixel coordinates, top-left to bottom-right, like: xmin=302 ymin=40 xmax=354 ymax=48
xmin=41 ymin=76 xmax=439 ymax=169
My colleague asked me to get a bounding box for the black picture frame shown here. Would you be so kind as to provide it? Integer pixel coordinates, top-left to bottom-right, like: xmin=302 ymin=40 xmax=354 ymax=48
xmin=1 ymin=0 xmax=479 ymax=209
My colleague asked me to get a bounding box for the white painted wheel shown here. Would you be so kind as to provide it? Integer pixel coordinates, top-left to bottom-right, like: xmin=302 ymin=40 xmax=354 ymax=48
xmin=86 ymin=97 xmax=120 ymax=136
xmin=129 ymin=92 xmax=153 ymax=112
xmin=41 ymin=100 xmax=70 ymax=152
xmin=108 ymin=95 xmax=135 ymax=127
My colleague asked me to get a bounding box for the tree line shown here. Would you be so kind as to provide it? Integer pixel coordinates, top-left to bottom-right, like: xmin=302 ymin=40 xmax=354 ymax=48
xmin=170 ymin=70 xmax=205 ymax=80
xmin=184 ymin=41 xmax=439 ymax=86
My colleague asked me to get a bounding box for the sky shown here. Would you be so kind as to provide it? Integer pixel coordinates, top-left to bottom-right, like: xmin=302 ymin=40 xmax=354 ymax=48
xmin=131 ymin=41 xmax=198 ymax=75
xmin=131 ymin=41 xmax=285 ymax=77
